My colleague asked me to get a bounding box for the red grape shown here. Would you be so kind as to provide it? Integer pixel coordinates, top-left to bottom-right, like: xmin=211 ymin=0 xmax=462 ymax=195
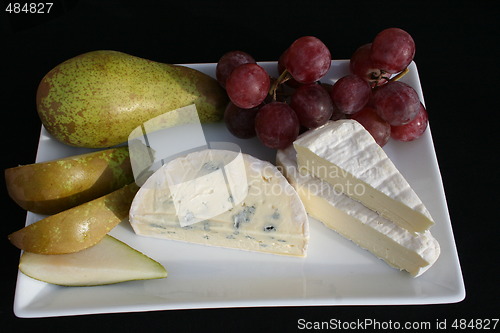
xmin=277 ymin=49 xmax=301 ymax=88
xmin=350 ymin=106 xmax=391 ymax=147
xmin=350 ymin=43 xmax=390 ymax=87
xmin=224 ymin=102 xmax=259 ymax=139
xmin=330 ymin=74 xmax=372 ymax=114
xmin=391 ymin=103 xmax=428 ymax=141
xmin=225 ymin=63 xmax=270 ymax=109
xmin=216 ymin=50 xmax=256 ymax=88
xmin=290 ymin=83 xmax=333 ymax=129
xmin=372 ymin=81 xmax=421 ymax=126
xmin=370 ymin=28 xmax=415 ymax=74
xmin=330 ymin=104 xmax=347 ymax=121
xmin=322 ymin=83 xmax=347 ymax=121
xmin=284 ymin=36 xmax=331 ymax=84
xmin=255 ymin=102 xmax=300 ymax=149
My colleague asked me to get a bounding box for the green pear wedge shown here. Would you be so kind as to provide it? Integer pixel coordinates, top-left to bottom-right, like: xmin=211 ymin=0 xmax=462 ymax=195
xmin=5 ymin=146 xmax=134 ymax=215
xmin=19 ymin=235 xmax=167 ymax=286
xmin=37 ymin=50 xmax=228 ymax=148
xmin=8 ymin=183 xmax=139 ymax=255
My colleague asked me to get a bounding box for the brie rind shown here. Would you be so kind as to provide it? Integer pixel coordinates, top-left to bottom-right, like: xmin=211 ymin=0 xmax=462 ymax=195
xmin=277 ymin=145 xmax=440 ymax=276
xmin=294 ymin=119 xmax=434 ymax=233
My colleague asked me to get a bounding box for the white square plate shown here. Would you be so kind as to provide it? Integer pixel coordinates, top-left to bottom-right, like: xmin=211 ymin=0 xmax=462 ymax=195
xmin=13 ymin=61 xmax=465 ymax=318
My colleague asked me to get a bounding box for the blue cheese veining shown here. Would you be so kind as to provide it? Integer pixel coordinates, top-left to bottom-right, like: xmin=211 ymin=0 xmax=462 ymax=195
xmin=129 ymin=149 xmax=309 ymax=257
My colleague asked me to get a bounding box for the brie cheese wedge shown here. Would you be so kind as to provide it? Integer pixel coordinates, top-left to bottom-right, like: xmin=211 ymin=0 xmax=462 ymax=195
xmin=294 ymin=119 xmax=434 ymax=233
xmin=129 ymin=149 xmax=309 ymax=257
xmin=277 ymin=145 xmax=440 ymax=276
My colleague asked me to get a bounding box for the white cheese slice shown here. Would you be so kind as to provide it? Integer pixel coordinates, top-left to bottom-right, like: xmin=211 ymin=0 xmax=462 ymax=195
xmin=294 ymin=119 xmax=434 ymax=233
xmin=277 ymin=145 xmax=440 ymax=276
xmin=129 ymin=149 xmax=309 ymax=257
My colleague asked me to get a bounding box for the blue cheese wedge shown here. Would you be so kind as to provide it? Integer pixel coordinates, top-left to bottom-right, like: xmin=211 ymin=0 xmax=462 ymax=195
xmin=277 ymin=145 xmax=440 ymax=276
xmin=129 ymin=149 xmax=309 ymax=257
xmin=294 ymin=119 xmax=434 ymax=233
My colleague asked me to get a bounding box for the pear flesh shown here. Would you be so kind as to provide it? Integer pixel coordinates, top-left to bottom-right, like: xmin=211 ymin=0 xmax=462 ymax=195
xmin=36 ymin=50 xmax=228 ymax=148
xmin=5 ymin=146 xmax=134 ymax=215
xmin=19 ymin=235 xmax=167 ymax=286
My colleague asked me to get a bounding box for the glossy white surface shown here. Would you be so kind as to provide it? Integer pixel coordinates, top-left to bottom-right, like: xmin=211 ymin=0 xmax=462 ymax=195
xmin=13 ymin=61 xmax=465 ymax=318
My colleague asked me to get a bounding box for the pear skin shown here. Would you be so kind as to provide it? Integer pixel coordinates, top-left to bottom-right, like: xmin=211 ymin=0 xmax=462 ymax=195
xmin=19 ymin=235 xmax=167 ymax=286
xmin=5 ymin=146 xmax=134 ymax=215
xmin=36 ymin=50 xmax=228 ymax=148
xmin=8 ymin=183 xmax=139 ymax=255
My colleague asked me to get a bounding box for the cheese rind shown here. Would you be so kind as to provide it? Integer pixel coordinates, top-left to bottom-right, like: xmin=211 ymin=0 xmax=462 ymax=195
xmin=277 ymin=145 xmax=440 ymax=276
xmin=129 ymin=149 xmax=309 ymax=257
xmin=294 ymin=119 xmax=434 ymax=233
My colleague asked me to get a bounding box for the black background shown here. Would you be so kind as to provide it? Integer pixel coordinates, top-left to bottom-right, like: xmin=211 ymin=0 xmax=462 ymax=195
xmin=1 ymin=0 xmax=498 ymax=331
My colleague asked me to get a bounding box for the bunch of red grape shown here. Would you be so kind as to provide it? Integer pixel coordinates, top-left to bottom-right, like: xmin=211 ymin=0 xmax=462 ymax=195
xmin=343 ymin=27 xmax=428 ymax=146
xmin=218 ymin=36 xmax=333 ymax=149
xmin=218 ymin=28 xmax=428 ymax=149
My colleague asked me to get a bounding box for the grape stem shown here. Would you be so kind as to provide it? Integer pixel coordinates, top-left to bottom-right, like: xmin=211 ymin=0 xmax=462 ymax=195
xmin=389 ymin=67 xmax=410 ymax=82
xmin=269 ymin=69 xmax=292 ymax=100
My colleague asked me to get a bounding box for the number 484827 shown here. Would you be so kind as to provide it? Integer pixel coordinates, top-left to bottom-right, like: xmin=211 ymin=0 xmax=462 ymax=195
xmin=452 ymin=318 xmax=498 ymax=330
xmin=5 ymin=3 xmax=53 ymax=14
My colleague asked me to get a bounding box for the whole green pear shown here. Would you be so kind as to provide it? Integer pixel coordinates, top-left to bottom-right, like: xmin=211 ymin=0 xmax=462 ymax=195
xmin=36 ymin=50 xmax=228 ymax=148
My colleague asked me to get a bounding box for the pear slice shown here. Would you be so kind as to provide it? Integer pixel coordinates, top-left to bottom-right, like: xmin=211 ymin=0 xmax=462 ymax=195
xmin=5 ymin=146 xmax=134 ymax=215
xmin=8 ymin=183 xmax=139 ymax=255
xmin=19 ymin=235 xmax=167 ymax=286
